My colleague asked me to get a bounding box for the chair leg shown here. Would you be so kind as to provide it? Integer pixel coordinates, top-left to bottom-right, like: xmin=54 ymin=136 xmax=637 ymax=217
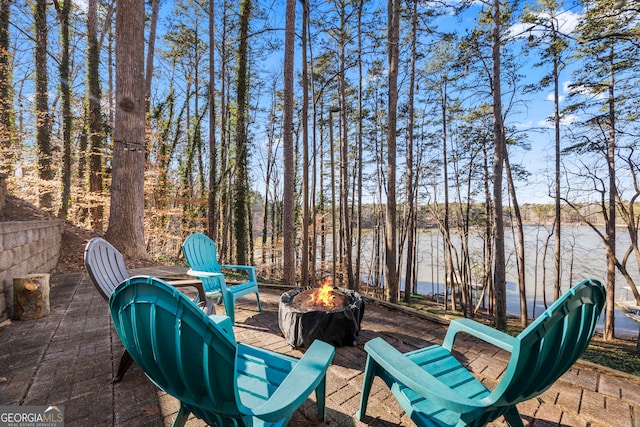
xmin=171 ymin=404 xmax=190 ymax=427
xmin=113 ymin=349 xmax=134 ymax=383
xmin=223 ymin=291 xmax=235 ymax=324
xmin=255 ymin=291 xmax=263 ymax=312
xmin=315 ymin=375 xmax=328 ymax=421
xmin=503 ymin=406 xmax=525 ymax=427
xmin=356 ymin=356 xmax=377 ymax=420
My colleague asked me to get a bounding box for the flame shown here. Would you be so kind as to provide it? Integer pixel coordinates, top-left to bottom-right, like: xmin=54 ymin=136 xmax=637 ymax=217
xmin=309 ymin=277 xmax=335 ymax=307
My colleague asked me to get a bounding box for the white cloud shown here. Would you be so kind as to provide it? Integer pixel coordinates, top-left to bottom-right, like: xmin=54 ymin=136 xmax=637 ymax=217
xmin=564 ymin=80 xmax=607 ymax=99
xmin=74 ymin=0 xmax=88 ymax=14
xmin=560 ymin=114 xmax=579 ymax=126
xmin=514 ymin=120 xmax=533 ymax=129
xmin=536 ymin=113 xmax=579 ymax=128
xmin=537 ymin=117 xmax=554 ymax=128
xmin=555 ymin=10 xmax=581 ymax=34
xmin=546 ymin=92 xmax=565 ymax=102
xmin=510 ymin=9 xmax=582 ymax=42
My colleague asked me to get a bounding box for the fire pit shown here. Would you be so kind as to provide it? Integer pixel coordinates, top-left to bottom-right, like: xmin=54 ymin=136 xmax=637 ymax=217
xmin=278 ymin=280 xmax=365 ymax=348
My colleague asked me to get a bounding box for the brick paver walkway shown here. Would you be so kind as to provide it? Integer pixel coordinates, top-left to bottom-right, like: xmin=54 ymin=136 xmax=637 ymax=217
xmin=2 ymin=266 xmax=640 ymax=426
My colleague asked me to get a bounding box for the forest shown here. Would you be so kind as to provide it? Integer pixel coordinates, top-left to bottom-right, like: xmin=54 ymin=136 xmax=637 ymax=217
xmin=0 ymin=0 xmax=638 ymax=339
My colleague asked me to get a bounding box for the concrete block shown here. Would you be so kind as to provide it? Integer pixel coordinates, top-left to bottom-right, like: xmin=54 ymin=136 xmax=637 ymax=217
xmin=0 ymin=248 xmax=13 ymax=271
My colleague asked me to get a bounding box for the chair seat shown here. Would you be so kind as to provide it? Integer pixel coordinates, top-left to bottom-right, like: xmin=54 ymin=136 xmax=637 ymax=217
xmin=236 ymin=344 xmax=299 ymax=408
xmin=398 ymin=346 xmax=491 ymax=427
xmin=229 ymin=281 xmax=261 ymax=295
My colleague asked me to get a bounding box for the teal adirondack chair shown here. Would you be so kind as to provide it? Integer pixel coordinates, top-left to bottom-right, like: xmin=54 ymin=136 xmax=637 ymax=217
xmin=109 ymin=275 xmax=335 ymax=427
xmin=357 ymin=278 xmax=606 ymax=427
xmin=183 ymin=232 xmax=262 ymax=323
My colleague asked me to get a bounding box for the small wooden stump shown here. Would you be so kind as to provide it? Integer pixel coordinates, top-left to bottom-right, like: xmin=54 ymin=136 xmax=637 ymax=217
xmin=13 ymin=274 xmax=50 ymax=320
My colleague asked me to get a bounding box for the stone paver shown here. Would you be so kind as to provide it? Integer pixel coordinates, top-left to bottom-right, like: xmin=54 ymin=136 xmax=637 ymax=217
xmin=1 ymin=266 xmax=639 ymax=426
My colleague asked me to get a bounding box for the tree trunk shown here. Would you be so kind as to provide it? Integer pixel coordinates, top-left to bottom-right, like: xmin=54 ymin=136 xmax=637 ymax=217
xmin=604 ymin=53 xmax=616 ymax=341
xmin=234 ymin=0 xmax=251 ymax=266
xmin=34 ymin=0 xmax=52 ymax=209
xmin=483 ymin=140 xmax=494 ymax=314
xmin=301 ymin=0 xmax=310 ymax=286
xmin=207 ymin=0 xmax=218 ymax=241
xmin=491 ymin=0 xmax=507 ymax=329
xmin=57 ymin=0 xmax=72 ymax=220
xmin=105 ymin=0 xmax=147 ymax=258
xmin=145 ymin=0 xmax=159 ymax=116
xmin=337 ymin=3 xmax=353 ymax=290
xmin=385 ymin=0 xmax=399 ymax=303
xmin=355 ymin=0 xmax=364 ymax=292
xmin=13 ymin=274 xmax=50 ymax=321
xmin=553 ymin=41 xmax=562 ymax=301
xmin=262 ymin=85 xmax=276 ymax=266
xmin=505 ymin=153 xmax=527 ymax=327
xmin=0 ymin=0 xmax=15 ymax=175
xmin=87 ymin=0 xmax=104 ymax=232
xmin=282 ymin=0 xmax=296 ymax=287
xmin=404 ymin=0 xmax=418 ymax=303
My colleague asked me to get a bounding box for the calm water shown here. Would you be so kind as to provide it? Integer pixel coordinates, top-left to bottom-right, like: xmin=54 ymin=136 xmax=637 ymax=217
xmin=359 ymin=225 xmax=640 ymax=338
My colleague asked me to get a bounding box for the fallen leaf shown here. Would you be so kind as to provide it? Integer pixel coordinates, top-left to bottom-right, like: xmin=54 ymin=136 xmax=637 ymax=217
xmin=139 ymin=406 xmax=160 ymax=416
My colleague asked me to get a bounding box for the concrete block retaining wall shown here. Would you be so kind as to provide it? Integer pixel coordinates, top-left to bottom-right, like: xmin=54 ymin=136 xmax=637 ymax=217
xmin=0 ymin=220 xmax=64 ymax=321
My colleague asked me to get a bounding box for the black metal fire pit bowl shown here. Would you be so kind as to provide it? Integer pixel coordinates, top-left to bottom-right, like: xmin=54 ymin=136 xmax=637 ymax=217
xmin=278 ymin=287 xmax=365 ymax=349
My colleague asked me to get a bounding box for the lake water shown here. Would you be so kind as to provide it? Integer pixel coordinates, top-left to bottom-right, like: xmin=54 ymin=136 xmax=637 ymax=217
xmin=358 ymin=225 xmax=640 ymax=338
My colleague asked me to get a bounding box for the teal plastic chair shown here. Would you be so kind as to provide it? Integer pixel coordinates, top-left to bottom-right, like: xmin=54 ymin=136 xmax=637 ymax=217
xmin=357 ymin=278 xmax=606 ymax=427
xmin=109 ymin=275 xmax=335 ymax=427
xmin=182 ymin=232 xmax=262 ymax=323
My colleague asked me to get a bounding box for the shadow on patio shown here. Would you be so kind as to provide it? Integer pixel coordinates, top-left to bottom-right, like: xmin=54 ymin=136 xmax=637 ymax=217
xmin=1 ymin=266 xmax=639 ymax=426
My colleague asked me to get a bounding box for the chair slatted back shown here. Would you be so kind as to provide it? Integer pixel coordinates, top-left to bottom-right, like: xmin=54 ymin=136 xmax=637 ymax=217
xmin=182 ymin=233 xmax=226 ymax=295
xmin=84 ymin=237 xmax=130 ymax=300
xmin=109 ymin=276 xmax=239 ymax=419
xmin=182 ymin=232 xmax=222 ymax=273
xmin=492 ymin=278 xmax=606 ymax=406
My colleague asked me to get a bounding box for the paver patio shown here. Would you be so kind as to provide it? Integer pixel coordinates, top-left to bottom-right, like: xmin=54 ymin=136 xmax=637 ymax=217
xmin=2 ymin=265 xmax=640 ymax=426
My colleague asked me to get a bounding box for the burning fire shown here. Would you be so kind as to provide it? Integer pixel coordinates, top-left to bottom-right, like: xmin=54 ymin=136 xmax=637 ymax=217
xmin=307 ymin=278 xmax=336 ymax=308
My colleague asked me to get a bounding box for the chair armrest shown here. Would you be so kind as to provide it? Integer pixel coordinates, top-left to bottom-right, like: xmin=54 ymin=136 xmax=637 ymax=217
xmin=363 ymin=337 xmax=482 ymax=414
xmin=165 ymin=279 xmax=215 ymax=315
xmin=219 ymin=264 xmax=257 ymax=283
xmin=247 ymin=340 xmax=335 ymax=422
xmin=186 ymin=269 xmax=224 ymax=279
xmin=442 ymin=318 xmax=516 ymax=353
xmin=166 ymin=279 xmax=207 ymax=303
